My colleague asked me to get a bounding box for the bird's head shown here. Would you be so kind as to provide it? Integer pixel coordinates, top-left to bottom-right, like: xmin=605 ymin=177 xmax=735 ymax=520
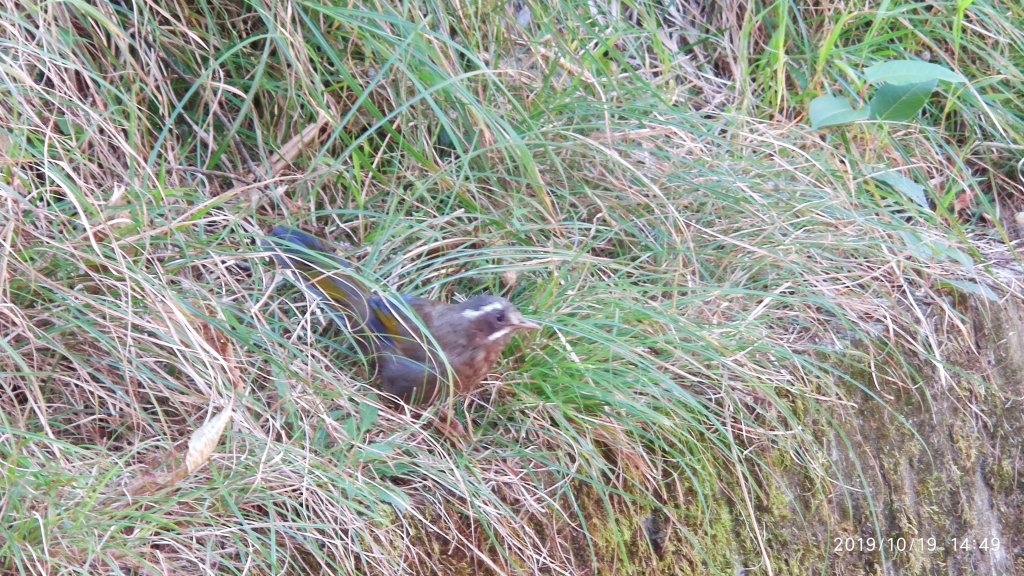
xmin=456 ymin=295 xmax=540 ymax=347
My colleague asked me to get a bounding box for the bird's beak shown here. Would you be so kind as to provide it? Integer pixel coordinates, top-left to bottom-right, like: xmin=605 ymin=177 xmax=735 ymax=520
xmin=511 ymin=312 xmax=541 ymax=331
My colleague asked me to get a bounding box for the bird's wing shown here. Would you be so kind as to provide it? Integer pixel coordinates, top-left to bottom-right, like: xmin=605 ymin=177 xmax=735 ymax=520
xmin=265 ymin=227 xmax=440 ymax=357
xmin=365 ymin=295 xmax=442 ymax=361
xmin=363 ymin=295 xmax=413 ymax=350
xmin=377 ymin=352 xmax=442 ymax=405
xmin=263 ymin=226 xmax=373 ymax=327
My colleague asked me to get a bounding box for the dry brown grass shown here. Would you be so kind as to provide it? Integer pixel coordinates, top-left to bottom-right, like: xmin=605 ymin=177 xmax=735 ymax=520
xmin=2 ymin=0 xmax=1023 ymax=574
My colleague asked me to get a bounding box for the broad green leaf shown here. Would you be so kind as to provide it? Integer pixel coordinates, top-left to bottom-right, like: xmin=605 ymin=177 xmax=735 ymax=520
xmin=809 ymin=95 xmax=870 ymax=128
xmin=375 ymin=485 xmax=412 ymax=513
xmin=864 ymin=60 xmax=966 ymax=85
xmin=939 ymin=278 xmax=999 ymax=302
xmin=358 ymin=401 xmax=379 ymax=434
xmin=869 ymin=79 xmax=938 ymax=121
xmin=364 ymin=442 xmax=397 ymax=458
xmin=871 ymin=172 xmax=929 ymax=208
xmin=899 ymin=231 xmax=974 ymax=267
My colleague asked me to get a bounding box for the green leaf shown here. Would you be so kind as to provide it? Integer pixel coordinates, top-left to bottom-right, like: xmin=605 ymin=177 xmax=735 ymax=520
xmin=358 ymin=402 xmax=379 ymax=434
xmin=341 ymin=416 xmax=358 ymax=439
xmin=375 ymin=485 xmax=412 ymax=513
xmin=872 ymin=172 xmax=930 ymax=208
xmin=809 ymin=95 xmax=870 ymax=128
xmin=898 ymin=231 xmax=974 ymax=267
xmin=364 ymin=442 xmax=397 ymax=458
xmin=869 ymin=79 xmax=938 ymax=121
xmin=864 ymin=60 xmax=966 ymax=85
xmin=939 ymin=278 xmax=999 ymax=302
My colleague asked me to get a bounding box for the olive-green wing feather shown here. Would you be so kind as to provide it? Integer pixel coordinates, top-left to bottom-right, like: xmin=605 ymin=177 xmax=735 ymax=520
xmin=264 ymin=226 xmax=432 ymax=356
xmin=264 ymin=226 xmax=373 ymax=327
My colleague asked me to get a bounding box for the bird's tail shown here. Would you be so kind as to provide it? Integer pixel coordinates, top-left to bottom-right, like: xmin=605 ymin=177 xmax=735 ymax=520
xmin=263 ymin=226 xmax=372 ymax=323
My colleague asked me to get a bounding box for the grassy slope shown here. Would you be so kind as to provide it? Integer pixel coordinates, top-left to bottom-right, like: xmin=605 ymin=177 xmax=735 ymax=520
xmin=1 ymin=0 xmax=1022 ymax=574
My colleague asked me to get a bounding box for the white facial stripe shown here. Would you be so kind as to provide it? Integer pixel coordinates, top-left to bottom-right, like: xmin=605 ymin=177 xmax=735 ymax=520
xmin=461 ymin=301 xmax=504 ymax=319
xmin=487 ymin=327 xmax=513 ymax=342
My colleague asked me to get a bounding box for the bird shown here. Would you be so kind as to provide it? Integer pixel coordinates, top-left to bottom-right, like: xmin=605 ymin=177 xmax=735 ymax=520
xmin=263 ymin=225 xmax=540 ymax=413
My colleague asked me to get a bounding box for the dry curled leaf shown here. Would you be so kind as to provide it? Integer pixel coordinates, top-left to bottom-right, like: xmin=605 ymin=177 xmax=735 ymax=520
xmin=501 ymin=269 xmax=519 ymax=291
xmin=185 ymin=401 xmax=234 ymax=474
xmin=952 ymin=189 xmax=975 ymax=213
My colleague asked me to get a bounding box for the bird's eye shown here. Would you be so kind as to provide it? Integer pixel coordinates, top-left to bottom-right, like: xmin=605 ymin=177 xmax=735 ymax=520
xmin=495 ymin=312 xmax=506 ymax=323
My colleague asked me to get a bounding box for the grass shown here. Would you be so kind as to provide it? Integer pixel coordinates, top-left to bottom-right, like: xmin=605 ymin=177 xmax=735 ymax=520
xmin=2 ymin=0 xmax=1023 ymax=574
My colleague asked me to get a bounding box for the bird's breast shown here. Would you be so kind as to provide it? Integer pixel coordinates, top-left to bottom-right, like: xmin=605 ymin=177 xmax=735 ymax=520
xmin=452 ymin=346 xmax=503 ymax=394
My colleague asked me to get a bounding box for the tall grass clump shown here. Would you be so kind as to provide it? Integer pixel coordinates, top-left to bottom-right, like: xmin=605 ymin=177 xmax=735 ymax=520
xmin=2 ymin=0 xmax=1021 ymax=574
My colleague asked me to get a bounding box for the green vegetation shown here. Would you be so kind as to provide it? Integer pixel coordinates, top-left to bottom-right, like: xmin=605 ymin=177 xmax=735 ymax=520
xmin=810 ymin=59 xmax=968 ymax=127
xmin=2 ymin=0 xmax=1022 ymax=574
